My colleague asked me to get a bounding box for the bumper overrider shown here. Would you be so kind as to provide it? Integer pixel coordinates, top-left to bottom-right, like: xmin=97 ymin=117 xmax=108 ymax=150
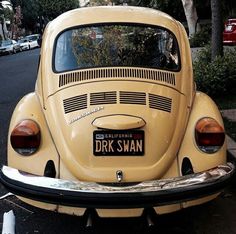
xmin=0 ymin=163 xmax=235 ymax=209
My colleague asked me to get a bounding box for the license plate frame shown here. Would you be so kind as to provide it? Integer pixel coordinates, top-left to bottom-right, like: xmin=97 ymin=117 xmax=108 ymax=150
xmin=93 ymin=130 xmax=144 ymax=156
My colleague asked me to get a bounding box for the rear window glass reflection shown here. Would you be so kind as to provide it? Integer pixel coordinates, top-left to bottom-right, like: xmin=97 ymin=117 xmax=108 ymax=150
xmin=54 ymin=24 xmax=180 ymax=72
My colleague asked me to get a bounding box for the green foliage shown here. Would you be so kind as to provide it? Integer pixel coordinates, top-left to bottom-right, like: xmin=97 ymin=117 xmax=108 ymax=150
xmin=0 ymin=0 xmax=13 ymax=25
xmin=20 ymin=0 xmax=40 ymax=32
xmin=90 ymin=0 xmax=111 ymax=5
xmin=189 ymin=24 xmax=211 ymax=48
xmin=147 ymin=0 xmax=185 ymax=21
xmin=2 ymin=7 xmax=14 ymax=22
xmin=91 ymin=0 xmax=185 ymax=21
xmin=194 ymin=46 xmax=236 ymax=97
xmin=11 ymin=0 xmax=80 ymax=33
xmin=136 ymin=0 xmax=185 ymax=21
xmin=38 ymin=0 xmax=80 ymax=20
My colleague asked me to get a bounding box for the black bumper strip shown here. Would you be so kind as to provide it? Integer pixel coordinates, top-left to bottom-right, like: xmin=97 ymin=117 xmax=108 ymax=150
xmin=0 ymin=164 xmax=234 ymax=209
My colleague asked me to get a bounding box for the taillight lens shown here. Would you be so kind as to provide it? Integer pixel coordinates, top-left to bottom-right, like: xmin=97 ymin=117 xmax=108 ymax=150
xmin=10 ymin=120 xmax=41 ymax=156
xmin=195 ymin=117 xmax=225 ymax=153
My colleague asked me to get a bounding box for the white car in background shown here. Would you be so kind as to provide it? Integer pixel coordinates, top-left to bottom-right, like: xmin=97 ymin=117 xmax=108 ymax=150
xmin=18 ymin=38 xmax=31 ymax=50
xmin=25 ymin=34 xmax=40 ymax=48
xmin=18 ymin=34 xmax=40 ymax=50
xmin=0 ymin=39 xmax=22 ymax=55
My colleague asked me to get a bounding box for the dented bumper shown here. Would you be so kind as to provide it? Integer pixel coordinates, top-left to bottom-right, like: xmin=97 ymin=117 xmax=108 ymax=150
xmin=0 ymin=163 xmax=234 ymax=209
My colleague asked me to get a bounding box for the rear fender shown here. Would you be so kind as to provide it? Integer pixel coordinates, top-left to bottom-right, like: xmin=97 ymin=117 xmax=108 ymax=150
xmin=8 ymin=92 xmax=59 ymax=177
xmin=178 ymin=92 xmax=226 ymax=174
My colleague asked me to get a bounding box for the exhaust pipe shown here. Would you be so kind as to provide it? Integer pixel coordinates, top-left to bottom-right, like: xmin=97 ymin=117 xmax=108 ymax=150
xmin=146 ymin=212 xmax=155 ymax=227
xmin=144 ymin=208 xmax=156 ymax=228
xmin=84 ymin=209 xmax=97 ymax=229
xmin=86 ymin=212 xmax=93 ymax=228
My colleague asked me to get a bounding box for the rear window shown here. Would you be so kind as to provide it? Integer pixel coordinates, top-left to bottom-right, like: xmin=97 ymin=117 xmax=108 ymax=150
xmin=54 ymin=23 xmax=180 ymax=72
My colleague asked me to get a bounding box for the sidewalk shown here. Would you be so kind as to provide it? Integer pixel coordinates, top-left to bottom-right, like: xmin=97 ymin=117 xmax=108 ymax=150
xmin=221 ymin=109 xmax=236 ymax=122
xmin=221 ymin=109 xmax=236 ymax=160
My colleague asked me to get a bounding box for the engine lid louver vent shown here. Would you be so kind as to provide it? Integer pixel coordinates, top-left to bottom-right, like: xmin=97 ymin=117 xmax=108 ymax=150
xmin=63 ymin=94 xmax=87 ymax=114
xmin=120 ymin=91 xmax=146 ymax=105
xmin=149 ymin=94 xmax=172 ymax=113
xmin=59 ymin=68 xmax=176 ymax=87
xmin=63 ymin=92 xmax=172 ymax=114
xmin=90 ymin=91 xmax=117 ymax=105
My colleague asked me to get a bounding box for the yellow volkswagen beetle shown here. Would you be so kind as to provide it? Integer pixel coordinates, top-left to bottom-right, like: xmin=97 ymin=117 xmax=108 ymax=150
xmin=0 ymin=6 xmax=234 ymax=219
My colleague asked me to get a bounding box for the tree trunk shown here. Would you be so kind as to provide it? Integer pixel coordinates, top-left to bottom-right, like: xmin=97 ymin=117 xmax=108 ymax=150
xmin=211 ymin=0 xmax=223 ymax=61
xmin=0 ymin=23 xmax=4 ymax=40
xmin=0 ymin=18 xmax=6 ymax=40
xmin=2 ymin=17 xmax=8 ymax=39
xmin=181 ymin=0 xmax=200 ymax=38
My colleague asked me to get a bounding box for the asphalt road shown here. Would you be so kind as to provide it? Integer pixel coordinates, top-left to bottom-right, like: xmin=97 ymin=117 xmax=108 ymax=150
xmin=1 ymin=49 xmax=236 ymax=234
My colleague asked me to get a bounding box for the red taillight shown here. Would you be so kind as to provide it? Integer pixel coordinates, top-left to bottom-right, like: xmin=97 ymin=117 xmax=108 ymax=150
xmin=195 ymin=117 xmax=225 ymax=153
xmin=10 ymin=120 xmax=41 ymax=156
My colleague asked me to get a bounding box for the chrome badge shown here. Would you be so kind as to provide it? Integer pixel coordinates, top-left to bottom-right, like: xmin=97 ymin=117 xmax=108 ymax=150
xmin=69 ymin=106 xmax=104 ymax=125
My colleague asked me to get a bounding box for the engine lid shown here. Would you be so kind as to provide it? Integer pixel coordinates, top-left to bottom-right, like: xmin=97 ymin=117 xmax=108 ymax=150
xmin=44 ymin=80 xmax=189 ymax=182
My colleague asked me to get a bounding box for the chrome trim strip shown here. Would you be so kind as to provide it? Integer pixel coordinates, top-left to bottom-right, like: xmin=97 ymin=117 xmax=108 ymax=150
xmin=1 ymin=163 xmax=234 ymax=194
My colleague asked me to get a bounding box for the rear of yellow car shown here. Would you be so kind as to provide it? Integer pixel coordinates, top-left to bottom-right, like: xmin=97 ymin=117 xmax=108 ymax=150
xmin=0 ymin=6 xmax=234 ymax=218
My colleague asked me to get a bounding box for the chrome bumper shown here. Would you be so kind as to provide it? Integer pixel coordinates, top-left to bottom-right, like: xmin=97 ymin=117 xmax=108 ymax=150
xmin=0 ymin=163 xmax=234 ymax=208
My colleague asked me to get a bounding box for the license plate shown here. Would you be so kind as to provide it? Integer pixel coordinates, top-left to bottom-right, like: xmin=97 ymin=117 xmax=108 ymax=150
xmin=93 ymin=130 xmax=144 ymax=156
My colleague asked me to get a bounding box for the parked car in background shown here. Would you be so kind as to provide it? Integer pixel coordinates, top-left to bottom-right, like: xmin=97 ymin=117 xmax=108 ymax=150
xmin=0 ymin=40 xmax=22 ymax=55
xmin=18 ymin=38 xmax=30 ymax=50
xmin=0 ymin=6 xmax=234 ymax=221
xmin=25 ymin=34 xmax=40 ymax=48
xmin=223 ymin=18 xmax=236 ymax=45
xmin=18 ymin=37 xmax=39 ymax=50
